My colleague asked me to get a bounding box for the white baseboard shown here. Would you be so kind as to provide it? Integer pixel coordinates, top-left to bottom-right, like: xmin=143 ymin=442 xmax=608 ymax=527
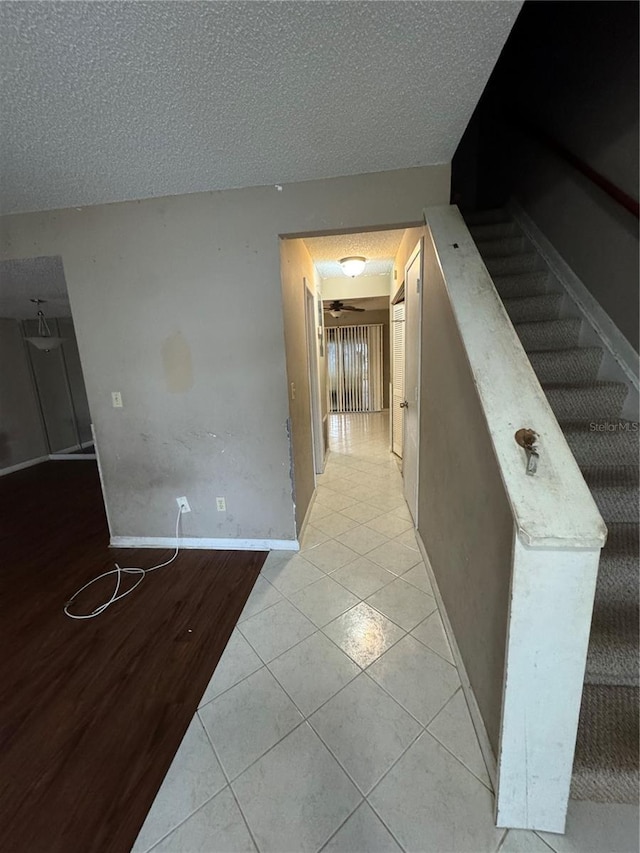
xmin=415 ymin=529 xmax=498 ymax=790
xmin=509 ymin=200 xmax=639 ymax=390
xmin=110 ymin=536 xmax=299 ymax=551
xmin=0 ymin=455 xmax=49 ymax=476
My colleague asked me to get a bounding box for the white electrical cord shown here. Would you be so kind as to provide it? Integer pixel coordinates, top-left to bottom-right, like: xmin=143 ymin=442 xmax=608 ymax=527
xmin=64 ymin=506 xmax=183 ymax=620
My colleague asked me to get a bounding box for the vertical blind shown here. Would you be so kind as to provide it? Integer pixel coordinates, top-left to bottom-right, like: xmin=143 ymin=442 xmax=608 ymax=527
xmin=326 ymin=324 xmax=384 ymax=413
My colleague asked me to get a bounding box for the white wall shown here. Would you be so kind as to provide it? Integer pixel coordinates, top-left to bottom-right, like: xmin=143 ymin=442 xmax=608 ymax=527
xmin=321 ymin=274 xmax=391 ymax=301
xmin=0 ymin=165 xmax=450 ymax=543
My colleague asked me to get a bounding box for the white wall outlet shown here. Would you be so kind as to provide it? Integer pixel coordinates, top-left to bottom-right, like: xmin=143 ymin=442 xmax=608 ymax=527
xmin=176 ymin=496 xmax=191 ymax=513
xmin=111 ymin=391 xmax=123 ymax=408
xmin=216 ymin=497 xmax=226 ymax=512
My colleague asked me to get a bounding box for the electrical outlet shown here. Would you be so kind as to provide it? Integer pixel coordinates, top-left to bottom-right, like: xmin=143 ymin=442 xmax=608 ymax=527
xmin=176 ymin=496 xmax=191 ymax=513
xmin=216 ymin=497 xmax=226 ymax=512
xmin=111 ymin=391 xmax=123 ymax=408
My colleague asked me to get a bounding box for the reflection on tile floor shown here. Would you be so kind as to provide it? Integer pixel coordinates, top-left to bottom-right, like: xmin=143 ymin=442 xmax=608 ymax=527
xmin=133 ymin=412 xmax=640 ymax=853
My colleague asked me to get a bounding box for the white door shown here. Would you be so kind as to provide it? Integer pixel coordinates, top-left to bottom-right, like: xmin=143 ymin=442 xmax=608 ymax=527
xmin=403 ymin=241 xmax=422 ymax=524
xmin=391 ymin=301 xmax=405 ymax=457
xmin=305 ymin=282 xmax=324 ymax=474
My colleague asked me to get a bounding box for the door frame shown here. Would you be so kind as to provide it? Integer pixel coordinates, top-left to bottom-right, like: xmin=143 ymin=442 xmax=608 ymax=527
xmin=390 ymin=295 xmax=406 ymax=460
xmin=304 ymin=278 xmax=325 ymax=475
xmin=402 ymin=238 xmax=423 ymax=525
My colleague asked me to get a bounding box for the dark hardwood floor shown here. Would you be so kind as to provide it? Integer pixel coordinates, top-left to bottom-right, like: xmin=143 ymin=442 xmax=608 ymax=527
xmin=0 ymin=461 xmax=264 ymax=853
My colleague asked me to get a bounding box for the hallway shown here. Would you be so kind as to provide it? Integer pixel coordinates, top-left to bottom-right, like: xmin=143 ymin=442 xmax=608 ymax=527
xmin=133 ymin=413 xmax=639 ymax=853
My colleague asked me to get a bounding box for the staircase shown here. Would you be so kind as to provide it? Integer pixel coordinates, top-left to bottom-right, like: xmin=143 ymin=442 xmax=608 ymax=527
xmin=465 ymin=208 xmax=639 ymax=804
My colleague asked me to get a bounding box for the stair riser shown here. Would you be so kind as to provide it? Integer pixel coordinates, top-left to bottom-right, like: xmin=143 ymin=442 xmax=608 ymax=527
xmin=493 ymin=271 xmax=551 ymax=299
xmin=590 ymin=486 xmax=639 ymax=524
xmin=596 ymin=557 xmax=640 ymax=606
xmin=585 ymin=665 xmax=639 ymax=688
xmin=485 ymin=254 xmax=543 ymax=276
xmin=544 ymin=388 xmax=627 ymax=421
xmin=529 ymin=350 xmax=603 ymax=384
xmin=478 ymin=236 xmax=530 ymax=257
xmin=571 ymin=684 xmax=639 ymax=804
xmin=465 ymin=209 xmax=511 ymax=226
xmin=564 ymin=431 xmax=639 ymax=467
xmin=516 ymin=320 xmax=582 ymax=351
xmin=469 ymin=221 xmax=520 ymax=240
xmin=586 ymin=600 xmax=639 ymax=687
xmin=504 ymin=296 xmax=563 ymax=324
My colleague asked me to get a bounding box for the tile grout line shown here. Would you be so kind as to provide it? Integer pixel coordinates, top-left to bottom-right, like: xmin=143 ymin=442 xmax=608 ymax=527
xmin=232 ymin=598 xmax=494 ymax=814
xmin=176 ymin=421 xmax=502 ymax=852
xmin=532 ymin=830 xmax=563 ymax=852
xmin=303 ymin=670 xmax=428 ymax=799
xmin=317 ymin=800 xmax=408 ymax=853
xmin=140 ymin=788 xmax=225 ymax=853
xmin=138 ymin=715 xmax=238 ymax=853
xmin=201 ymin=605 xmax=457 ymax=813
xmin=493 ymin=828 xmax=510 ymax=852
xmin=422 ymin=687 xmax=495 ymax=794
xmin=198 ymin=708 xmax=263 ymax=853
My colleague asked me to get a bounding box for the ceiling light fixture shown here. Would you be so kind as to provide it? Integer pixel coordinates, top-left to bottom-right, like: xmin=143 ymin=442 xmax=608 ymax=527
xmin=339 ymin=256 xmax=366 ymax=277
xmin=24 ymin=299 xmax=66 ymax=352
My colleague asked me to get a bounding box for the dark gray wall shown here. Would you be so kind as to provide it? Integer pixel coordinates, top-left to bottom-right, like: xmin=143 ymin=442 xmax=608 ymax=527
xmin=0 ymin=318 xmax=48 ymax=470
xmin=453 ymin=1 xmax=639 ymax=350
xmin=511 ymin=132 xmax=639 ymax=350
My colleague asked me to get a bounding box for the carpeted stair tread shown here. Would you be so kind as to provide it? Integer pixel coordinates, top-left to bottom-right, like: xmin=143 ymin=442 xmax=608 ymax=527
xmin=468 ymin=221 xmax=520 ymax=240
xmin=484 ymin=252 xmax=543 ymax=277
xmin=492 ymin=270 xmax=552 ymax=299
xmin=570 ymin=684 xmax=639 ymax=803
xmin=515 ymin=318 xmax=582 ymax=351
xmin=475 ymin=235 xmax=531 ymax=257
xmin=586 ymin=598 xmax=639 ymax=687
xmin=466 ymin=208 xmax=639 ymax=804
xmin=596 ymin=523 xmax=640 ymax=606
xmin=580 ymin=466 xmax=639 ymax=523
xmin=503 ymin=294 xmax=563 ymax=323
xmin=541 ymin=381 xmax=628 ymax=421
xmin=529 ymin=348 xmax=603 ymax=384
xmin=560 ymin=421 xmax=639 ymax=467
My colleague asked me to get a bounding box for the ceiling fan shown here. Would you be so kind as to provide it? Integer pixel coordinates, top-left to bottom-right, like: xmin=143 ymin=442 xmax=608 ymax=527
xmin=325 ymin=300 xmax=365 ymax=318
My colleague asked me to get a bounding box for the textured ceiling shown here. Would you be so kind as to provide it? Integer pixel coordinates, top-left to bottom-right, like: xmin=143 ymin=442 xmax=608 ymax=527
xmin=304 ymin=228 xmax=404 ymax=279
xmin=0 ymin=1 xmax=522 ymax=214
xmin=0 ymin=256 xmax=71 ymax=319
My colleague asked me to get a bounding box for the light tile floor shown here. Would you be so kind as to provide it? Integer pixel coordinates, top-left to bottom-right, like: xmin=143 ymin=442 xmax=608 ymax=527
xmin=133 ymin=413 xmax=639 ymax=853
